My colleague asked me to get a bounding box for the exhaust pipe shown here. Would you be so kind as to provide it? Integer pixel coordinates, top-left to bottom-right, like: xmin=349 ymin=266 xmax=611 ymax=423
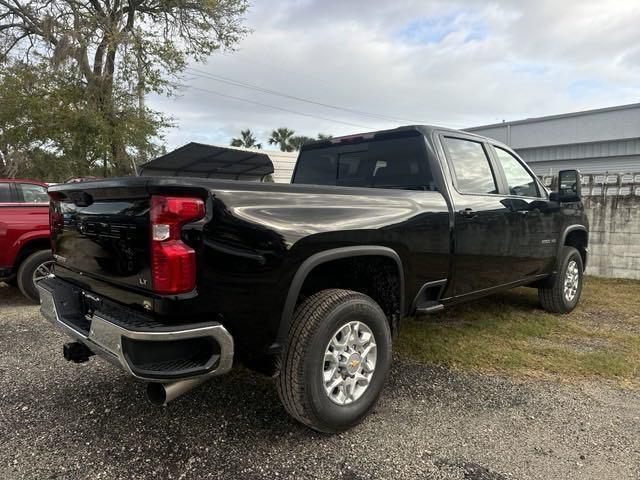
xmin=146 ymin=377 xmax=210 ymax=406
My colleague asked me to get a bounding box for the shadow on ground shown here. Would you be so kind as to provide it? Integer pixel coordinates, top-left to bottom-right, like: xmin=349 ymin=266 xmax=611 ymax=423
xmin=2 ymin=282 xmax=639 ymax=479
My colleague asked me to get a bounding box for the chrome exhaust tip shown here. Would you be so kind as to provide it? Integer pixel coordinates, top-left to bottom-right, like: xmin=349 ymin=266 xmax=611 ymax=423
xmin=146 ymin=377 xmax=210 ymax=406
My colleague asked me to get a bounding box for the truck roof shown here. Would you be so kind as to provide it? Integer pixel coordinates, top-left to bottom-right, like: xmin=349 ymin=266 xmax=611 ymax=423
xmin=0 ymin=178 xmax=48 ymax=186
xmin=301 ymin=124 xmax=497 ymax=151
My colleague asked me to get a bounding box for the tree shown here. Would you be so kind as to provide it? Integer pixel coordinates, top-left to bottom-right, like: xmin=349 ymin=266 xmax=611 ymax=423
xmin=0 ymin=0 xmax=248 ymax=176
xmin=317 ymin=133 xmax=333 ymax=140
xmin=0 ymin=60 xmax=168 ymax=180
xmin=289 ymin=135 xmax=314 ymax=151
xmin=230 ymin=129 xmax=261 ymax=149
xmin=268 ymin=127 xmax=295 ymax=152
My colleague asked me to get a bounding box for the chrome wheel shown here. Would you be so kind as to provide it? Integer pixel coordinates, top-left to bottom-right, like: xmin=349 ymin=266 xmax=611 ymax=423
xmin=564 ymin=260 xmax=579 ymax=302
xmin=323 ymin=321 xmax=377 ymax=405
xmin=32 ymin=260 xmax=53 ymax=284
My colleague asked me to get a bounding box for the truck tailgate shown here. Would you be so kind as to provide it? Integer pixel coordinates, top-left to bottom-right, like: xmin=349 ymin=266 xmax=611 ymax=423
xmin=49 ymin=179 xmax=153 ymax=291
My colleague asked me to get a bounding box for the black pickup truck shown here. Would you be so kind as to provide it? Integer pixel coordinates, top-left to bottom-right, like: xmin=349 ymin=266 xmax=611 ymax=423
xmin=39 ymin=126 xmax=588 ymax=432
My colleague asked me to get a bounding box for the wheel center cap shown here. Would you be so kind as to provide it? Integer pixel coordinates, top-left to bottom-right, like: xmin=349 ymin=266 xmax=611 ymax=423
xmin=346 ymin=353 xmax=361 ymax=374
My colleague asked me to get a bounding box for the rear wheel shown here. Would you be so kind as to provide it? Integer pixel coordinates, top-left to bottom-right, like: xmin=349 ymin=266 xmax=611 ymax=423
xmin=276 ymin=289 xmax=392 ymax=433
xmin=17 ymin=250 xmax=53 ymax=303
xmin=538 ymin=246 xmax=583 ymax=314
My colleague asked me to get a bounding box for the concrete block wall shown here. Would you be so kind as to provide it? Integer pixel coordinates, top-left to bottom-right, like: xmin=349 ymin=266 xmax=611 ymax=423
xmin=579 ymin=173 xmax=640 ymax=279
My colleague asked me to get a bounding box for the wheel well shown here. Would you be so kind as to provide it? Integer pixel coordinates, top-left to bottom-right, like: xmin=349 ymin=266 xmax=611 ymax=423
xmin=564 ymin=229 xmax=588 ymax=267
xmin=13 ymin=238 xmax=51 ymax=270
xmin=296 ymin=255 xmax=402 ymax=329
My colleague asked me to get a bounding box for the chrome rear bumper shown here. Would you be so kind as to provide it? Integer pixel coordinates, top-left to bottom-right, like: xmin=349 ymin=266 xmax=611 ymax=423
xmin=38 ymin=277 xmax=234 ymax=382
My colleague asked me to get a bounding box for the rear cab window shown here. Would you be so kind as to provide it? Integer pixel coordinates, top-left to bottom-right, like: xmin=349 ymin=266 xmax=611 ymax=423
xmin=293 ymin=131 xmax=436 ymax=191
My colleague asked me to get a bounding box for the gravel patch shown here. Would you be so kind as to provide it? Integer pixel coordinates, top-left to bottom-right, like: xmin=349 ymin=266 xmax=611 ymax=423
xmin=1 ymin=284 xmax=639 ymax=479
xmin=529 ymin=336 xmax=614 ymax=353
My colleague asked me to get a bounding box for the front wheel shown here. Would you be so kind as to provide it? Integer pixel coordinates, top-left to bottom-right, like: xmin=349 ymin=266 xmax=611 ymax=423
xmin=276 ymin=289 xmax=392 ymax=433
xmin=538 ymin=246 xmax=584 ymax=314
xmin=17 ymin=250 xmax=53 ymax=303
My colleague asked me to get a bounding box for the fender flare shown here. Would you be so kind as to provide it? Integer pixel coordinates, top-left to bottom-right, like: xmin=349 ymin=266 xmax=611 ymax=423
xmin=12 ymin=231 xmax=51 ymax=266
xmin=559 ymin=224 xmax=588 ymax=257
xmin=276 ymin=246 xmax=405 ymax=345
xmin=13 ymin=230 xmax=50 ymax=250
xmin=551 ymin=224 xmax=588 ymax=275
xmin=560 ymin=225 xmax=587 ymax=245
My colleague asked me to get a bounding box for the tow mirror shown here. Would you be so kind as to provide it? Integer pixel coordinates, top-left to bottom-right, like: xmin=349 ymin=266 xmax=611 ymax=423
xmin=550 ymin=169 xmax=581 ymax=203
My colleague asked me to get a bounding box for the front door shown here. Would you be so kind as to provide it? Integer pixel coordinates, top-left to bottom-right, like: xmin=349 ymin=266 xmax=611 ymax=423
xmin=489 ymin=145 xmax=558 ymax=277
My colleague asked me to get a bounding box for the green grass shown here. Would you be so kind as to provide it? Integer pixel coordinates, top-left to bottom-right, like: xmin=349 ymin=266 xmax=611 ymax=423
xmin=396 ymin=276 xmax=640 ymax=384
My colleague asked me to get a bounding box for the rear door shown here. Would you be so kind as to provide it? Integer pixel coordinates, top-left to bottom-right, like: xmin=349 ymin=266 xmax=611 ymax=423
xmin=439 ymin=134 xmax=522 ymax=296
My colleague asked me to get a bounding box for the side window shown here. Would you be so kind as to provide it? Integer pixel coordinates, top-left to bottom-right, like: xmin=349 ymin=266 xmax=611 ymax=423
xmin=494 ymin=147 xmax=540 ymax=197
xmin=0 ymin=182 xmax=11 ymax=202
xmin=443 ymin=137 xmax=497 ymax=194
xmin=17 ymin=183 xmax=49 ymax=203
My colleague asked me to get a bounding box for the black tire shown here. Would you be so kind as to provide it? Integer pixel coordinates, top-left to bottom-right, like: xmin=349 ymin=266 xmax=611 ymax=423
xmin=276 ymin=289 xmax=392 ymax=433
xmin=17 ymin=250 xmax=53 ymax=303
xmin=538 ymin=246 xmax=584 ymax=314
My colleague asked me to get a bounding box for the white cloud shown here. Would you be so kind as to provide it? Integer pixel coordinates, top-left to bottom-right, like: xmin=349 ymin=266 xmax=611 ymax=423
xmin=148 ymin=0 xmax=640 ymax=150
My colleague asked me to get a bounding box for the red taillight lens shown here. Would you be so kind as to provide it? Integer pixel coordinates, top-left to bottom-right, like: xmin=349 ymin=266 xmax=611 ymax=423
xmin=150 ymin=196 xmax=205 ymax=294
xmin=50 ymin=210 xmax=63 ymax=235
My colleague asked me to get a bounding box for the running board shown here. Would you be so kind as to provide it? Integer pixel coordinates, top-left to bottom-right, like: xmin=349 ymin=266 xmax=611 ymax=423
xmin=415 ymin=301 xmax=445 ymax=314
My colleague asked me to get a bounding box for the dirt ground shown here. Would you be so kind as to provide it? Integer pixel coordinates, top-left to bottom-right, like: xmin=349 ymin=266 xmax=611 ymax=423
xmin=1 ymin=283 xmax=639 ymax=479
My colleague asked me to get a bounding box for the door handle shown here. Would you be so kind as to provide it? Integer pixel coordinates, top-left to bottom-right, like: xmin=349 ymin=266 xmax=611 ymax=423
xmin=459 ymin=208 xmax=477 ymax=218
xmin=517 ymin=208 xmax=540 ymax=217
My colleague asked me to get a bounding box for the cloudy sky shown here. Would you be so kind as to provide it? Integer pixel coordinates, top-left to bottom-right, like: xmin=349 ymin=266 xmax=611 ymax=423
xmin=148 ymin=0 xmax=640 ymax=150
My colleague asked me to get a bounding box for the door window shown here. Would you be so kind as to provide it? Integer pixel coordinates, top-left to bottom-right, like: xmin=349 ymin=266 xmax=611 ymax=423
xmin=0 ymin=182 xmax=11 ymax=202
xmin=443 ymin=137 xmax=497 ymax=194
xmin=494 ymin=147 xmax=540 ymax=197
xmin=17 ymin=183 xmax=49 ymax=203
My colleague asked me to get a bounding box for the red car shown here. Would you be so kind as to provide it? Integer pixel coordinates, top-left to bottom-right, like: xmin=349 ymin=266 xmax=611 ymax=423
xmin=0 ymin=178 xmax=52 ymax=301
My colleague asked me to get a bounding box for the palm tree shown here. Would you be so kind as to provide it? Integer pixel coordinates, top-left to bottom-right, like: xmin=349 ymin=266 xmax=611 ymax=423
xmin=268 ymin=127 xmax=295 ymax=152
xmin=289 ymin=135 xmax=315 ymax=151
xmin=230 ymin=129 xmax=262 ymax=149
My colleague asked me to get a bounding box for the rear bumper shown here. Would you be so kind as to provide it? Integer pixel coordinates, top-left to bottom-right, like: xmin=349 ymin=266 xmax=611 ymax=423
xmin=37 ymin=276 xmax=233 ymax=382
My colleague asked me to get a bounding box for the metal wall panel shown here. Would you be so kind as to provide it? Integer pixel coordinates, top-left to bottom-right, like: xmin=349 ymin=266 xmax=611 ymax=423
xmin=528 ymin=156 xmax=640 ymax=175
xmin=519 ymin=138 xmax=640 ymax=163
xmin=468 ymin=103 xmax=640 ymax=149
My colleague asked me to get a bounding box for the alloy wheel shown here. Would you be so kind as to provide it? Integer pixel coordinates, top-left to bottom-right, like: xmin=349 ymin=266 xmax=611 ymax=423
xmin=323 ymin=321 xmax=377 ymax=405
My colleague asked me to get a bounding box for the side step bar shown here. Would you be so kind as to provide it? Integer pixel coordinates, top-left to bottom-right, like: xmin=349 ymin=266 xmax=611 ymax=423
xmin=415 ymin=301 xmax=445 ymax=315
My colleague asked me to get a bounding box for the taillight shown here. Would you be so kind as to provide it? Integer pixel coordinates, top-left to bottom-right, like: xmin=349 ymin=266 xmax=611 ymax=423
xmin=49 ymin=210 xmax=63 ymax=235
xmin=150 ymin=195 xmax=205 ymax=294
xmin=49 ymin=207 xmax=63 ymax=254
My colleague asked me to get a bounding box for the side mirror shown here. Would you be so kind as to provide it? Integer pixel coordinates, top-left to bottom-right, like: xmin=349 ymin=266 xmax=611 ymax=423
xmin=550 ymin=169 xmax=581 ymax=203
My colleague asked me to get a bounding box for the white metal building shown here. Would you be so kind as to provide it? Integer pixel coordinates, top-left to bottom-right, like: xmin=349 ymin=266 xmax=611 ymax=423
xmin=208 ymin=145 xmax=298 ymax=183
xmin=263 ymin=149 xmax=298 ymax=183
xmin=467 ymin=103 xmax=640 ymax=176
